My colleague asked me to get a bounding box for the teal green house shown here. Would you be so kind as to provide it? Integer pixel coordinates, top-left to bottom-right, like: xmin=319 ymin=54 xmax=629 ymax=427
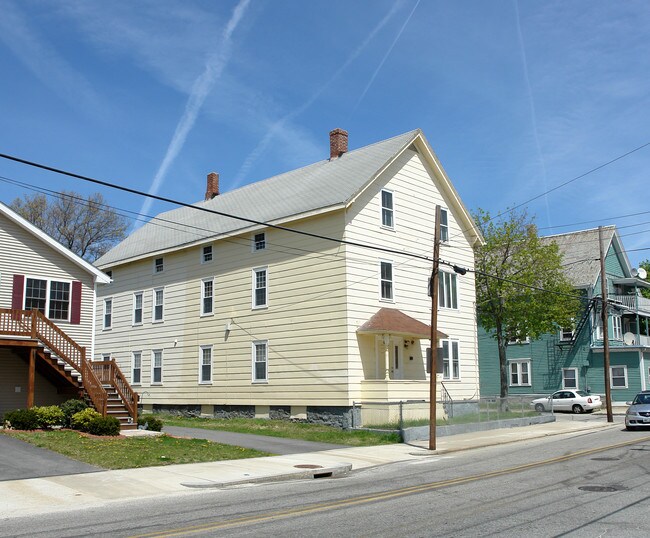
xmin=479 ymin=226 xmax=650 ymax=403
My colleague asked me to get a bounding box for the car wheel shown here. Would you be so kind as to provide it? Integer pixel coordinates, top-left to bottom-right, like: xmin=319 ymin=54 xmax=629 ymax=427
xmin=534 ymin=403 xmax=545 ymax=412
xmin=572 ymin=404 xmax=584 ymax=414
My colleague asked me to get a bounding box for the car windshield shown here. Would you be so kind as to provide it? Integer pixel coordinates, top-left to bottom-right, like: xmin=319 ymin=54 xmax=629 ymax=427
xmin=576 ymin=391 xmax=588 ymax=397
xmin=633 ymin=394 xmax=650 ymax=405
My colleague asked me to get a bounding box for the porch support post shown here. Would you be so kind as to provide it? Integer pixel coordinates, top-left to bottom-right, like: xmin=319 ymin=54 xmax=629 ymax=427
xmin=27 ymin=347 xmax=36 ymax=408
xmin=384 ymin=342 xmax=390 ymax=380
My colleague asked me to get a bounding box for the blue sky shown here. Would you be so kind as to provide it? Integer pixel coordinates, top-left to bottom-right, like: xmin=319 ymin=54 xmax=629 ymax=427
xmin=1 ymin=0 xmax=650 ymax=266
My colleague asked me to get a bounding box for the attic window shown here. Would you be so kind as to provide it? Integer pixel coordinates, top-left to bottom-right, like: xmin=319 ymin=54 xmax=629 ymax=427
xmin=440 ymin=209 xmax=449 ymax=242
xmin=253 ymin=233 xmax=266 ymax=251
xmin=381 ymin=189 xmax=394 ymax=229
xmin=154 ymin=258 xmax=164 ymax=273
xmin=202 ymin=245 xmax=213 ymax=263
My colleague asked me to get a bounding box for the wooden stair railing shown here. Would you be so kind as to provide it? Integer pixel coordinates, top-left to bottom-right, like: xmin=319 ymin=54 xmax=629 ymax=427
xmin=91 ymin=360 xmax=138 ymax=425
xmin=0 ymin=308 xmax=107 ymax=416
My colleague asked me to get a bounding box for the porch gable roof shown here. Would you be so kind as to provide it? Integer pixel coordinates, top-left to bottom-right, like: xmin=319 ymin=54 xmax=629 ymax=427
xmin=357 ymin=308 xmax=448 ymax=339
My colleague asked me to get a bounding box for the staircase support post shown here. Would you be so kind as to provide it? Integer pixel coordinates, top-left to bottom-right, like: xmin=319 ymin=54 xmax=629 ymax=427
xmin=27 ymin=347 xmax=36 ymax=408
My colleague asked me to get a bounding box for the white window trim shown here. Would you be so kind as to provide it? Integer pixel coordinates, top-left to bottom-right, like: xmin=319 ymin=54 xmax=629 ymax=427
xmin=440 ymin=207 xmax=449 ymax=243
xmin=153 ymin=257 xmax=164 ymax=274
xmin=131 ymin=351 xmax=142 ymax=386
xmin=252 ymin=340 xmax=269 ymax=383
xmin=201 ymin=245 xmax=213 ymax=264
xmin=151 ymin=349 xmax=163 ymax=385
xmin=152 ymin=287 xmax=164 ymax=323
xmin=612 ymin=315 xmax=623 ymax=341
xmin=24 ymin=276 xmax=73 ymax=322
xmin=439 ymin=271 xmax=459 ymax=310
xmin=441 ymin=338 xmax=461 ymax=381
xmin=201 ymin=278 xmax=215 ymax=317
xmin=199 ymin=345 xmax=213 ymax=384
xmin=103 ymin=297 xmax=113 ymax=330
xmin=610 ymin=365 xmax=628 ymax=389
xmin=252 ymin=267 xmax=268 ymax=309
xmin=252 ymin=232 xmax=266 ymax=252
xmin=509 ymin=359 xmax=532 ymax=387
xmin=559 ymin=327 xmax=574 ymax=342
xmin=380 ymin=188 xmax=395 ymax=230
xmin=379 ymin=259 xmax=394 ymax=302
xmin=132 ymin=291 xmax=143 ymax=326
xmin=562 ymin=367 xmax=579 ymax=389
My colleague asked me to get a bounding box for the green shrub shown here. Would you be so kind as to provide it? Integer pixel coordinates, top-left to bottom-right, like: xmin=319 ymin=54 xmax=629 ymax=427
xmin=32 ymin=405 xmax=65 ymax=428
xmin=86 ymin=416 xmax=120 ymax=436
xmin=70 ymin=408 xmax=102 ymax=432
xmin=59 ymin=399 xmax=88 ymax=427
xmin=3 ymin=408 xmax=40 ymax=430
xmin=138 ymin=415 xmax=163 ymax=432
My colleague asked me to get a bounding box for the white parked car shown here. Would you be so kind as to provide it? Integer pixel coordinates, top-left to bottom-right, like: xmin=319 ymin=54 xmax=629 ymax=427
xmin=531 ymin=390 xmax=602 ymax=414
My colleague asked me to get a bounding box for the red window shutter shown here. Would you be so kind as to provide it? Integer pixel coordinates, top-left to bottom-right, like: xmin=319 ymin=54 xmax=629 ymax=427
xmin=12 ymin=274 xmax=25 ymax=310
xmin=71 ymin=281 xmax=82 ymax=324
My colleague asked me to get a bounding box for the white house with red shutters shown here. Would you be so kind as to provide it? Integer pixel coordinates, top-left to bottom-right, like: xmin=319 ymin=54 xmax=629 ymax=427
xmin=0 ymin=201 xmax=115 ymax=418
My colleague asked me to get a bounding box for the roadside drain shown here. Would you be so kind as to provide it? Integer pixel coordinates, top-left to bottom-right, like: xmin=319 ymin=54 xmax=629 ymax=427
xmin=590 ymin=457 xmax=620 ymax=461
xmin=294 ymin=464 xmax=332 ymax=478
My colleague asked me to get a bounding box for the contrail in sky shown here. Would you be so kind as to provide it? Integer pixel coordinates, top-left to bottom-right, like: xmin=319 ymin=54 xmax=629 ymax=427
xmin=137 ymin=0 xmax=250 ymax=226
xmin=231 ymin=1 xmax=404 ymax=188
xmin=514 ymin=0 xmax=552 ymax=230
xmin=353 ymin=0 xmax=420 ymax=111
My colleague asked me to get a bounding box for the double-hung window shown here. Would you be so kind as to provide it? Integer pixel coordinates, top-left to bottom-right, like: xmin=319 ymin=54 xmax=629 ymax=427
xmin=439 ymin=271 xmax=458 ymax=309
xmin=132 ymin=292 xmax=143 ymax=325
xmin=103 ymin=298 xmax=112 ymax=330
xmin=509 ymin=359 xmax=531 ymax=386
xmin=153 ymin=288 xmax=164 ymax=322
xmin=610 ymin=365 xmax=628 ymax=388
xmin=441 ymin=339 xmax=460 ymax=380
xmin=202 ymin=245 xmax=213 ymax=263
xmin=562 ymin=368 xmax=578 ymax=389
xmin=440 ymin=208 xmax=449 ymax=243
xmin=154 ymin=257 xmax=164 ymax=273
xmin=380 ymin=260 xmax=394 ymax=301
xmin=253 ymin=233 xmax=266 ymax=251
xmin=199 ymin=345 xmax=213 ymax=384
xmin=612 ymin=315 xmax=622 ymax=340
xmin=381 ymin=189 xmax=394 ymax=228
xmin=25 ymin=278 xmax=71 ymax=321
xmin=132 ymin=351 xmax=142 ymax=385
xmin=152 ymin=350 xmax=163 ymax=384
xmin=201 ymin=278 xmax=214 ymax=316
xmin=560 ymin=327 xmax=574 ymax=342
xmin=252 ymin=267 xmax=267 ymax=308
xmin=252 ymin=340 xmax=268 ymax=382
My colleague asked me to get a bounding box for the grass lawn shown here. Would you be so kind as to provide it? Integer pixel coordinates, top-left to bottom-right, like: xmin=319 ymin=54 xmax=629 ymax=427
xmin=2 ymin=430 xmax=270 ymax=469
xmin=159 ymin=415 xmax=401 ymax=446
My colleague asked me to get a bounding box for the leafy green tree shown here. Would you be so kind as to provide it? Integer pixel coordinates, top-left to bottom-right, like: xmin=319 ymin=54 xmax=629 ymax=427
xmin=639 ymin=259 xmax=650 ymax=299
xmin=10 ymin=191 xmax=128 ymax=262
xmin=473 ymin=208 xmax=581 ymax=401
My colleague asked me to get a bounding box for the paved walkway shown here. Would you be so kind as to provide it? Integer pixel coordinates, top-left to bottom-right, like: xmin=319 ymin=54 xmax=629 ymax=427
xmin=0 ymin=417 xmax=624 ymax=519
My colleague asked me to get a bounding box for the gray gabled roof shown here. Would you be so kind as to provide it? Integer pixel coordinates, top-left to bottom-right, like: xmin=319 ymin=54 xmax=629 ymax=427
xmin=541 ymin=226 xmax=618 ymax=289
xmin=96 ymin=129 xmax=481 ymax=268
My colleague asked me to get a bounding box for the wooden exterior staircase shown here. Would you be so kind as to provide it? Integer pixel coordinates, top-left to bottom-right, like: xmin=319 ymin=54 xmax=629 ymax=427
xmin=0 ymin=308 xmax=138 ymax=430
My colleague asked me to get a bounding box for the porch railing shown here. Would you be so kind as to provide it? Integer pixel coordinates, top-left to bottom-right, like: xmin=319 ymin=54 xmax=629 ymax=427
xmin=0 ymin=308 xmax=107 ymax=415
xmin=91 ymin=360 xmax=139 ymax=424
xmin=609 ymin=294 xmax=650 ymax=314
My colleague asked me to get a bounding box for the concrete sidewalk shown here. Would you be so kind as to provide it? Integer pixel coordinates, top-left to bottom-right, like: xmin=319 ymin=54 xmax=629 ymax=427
xmin=0 ymin=417 xmax=622 ymax=520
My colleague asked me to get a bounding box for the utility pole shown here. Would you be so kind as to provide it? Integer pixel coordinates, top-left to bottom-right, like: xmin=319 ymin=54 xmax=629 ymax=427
xmin=599 ymin=226 xmax=614 ymax=423
xmin=429 ymin=205 xmax=441 ymax=450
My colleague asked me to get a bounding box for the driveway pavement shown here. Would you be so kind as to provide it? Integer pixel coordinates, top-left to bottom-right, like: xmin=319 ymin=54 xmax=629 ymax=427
xmin=163 ymin=426 xmax=349 ymax=454
xmin=0 ymin=434 xmax=100 ymax=481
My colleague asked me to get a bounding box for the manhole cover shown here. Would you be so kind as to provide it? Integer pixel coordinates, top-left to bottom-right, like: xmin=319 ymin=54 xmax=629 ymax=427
xmin=294 ymin=464 xmax=323 ymax=469
xmin=591 ymin=457 xmax=619 ymax=461
xmin=578 ymin=485 xmax=625 ymax=493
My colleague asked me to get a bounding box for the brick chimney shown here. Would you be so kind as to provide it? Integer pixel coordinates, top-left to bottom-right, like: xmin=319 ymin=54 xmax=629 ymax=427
xmin=205 ymin=172 xmax=219 ymax=200
xmin=329 ymin=128 xmax=348 ymax=160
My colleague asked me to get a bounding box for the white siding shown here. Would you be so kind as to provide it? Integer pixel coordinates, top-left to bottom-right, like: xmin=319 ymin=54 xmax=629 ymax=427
xmin=344 ymin=149 xmax=480 ymax=401
xmin=0 ymin=213 xmax=96 ymax=349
